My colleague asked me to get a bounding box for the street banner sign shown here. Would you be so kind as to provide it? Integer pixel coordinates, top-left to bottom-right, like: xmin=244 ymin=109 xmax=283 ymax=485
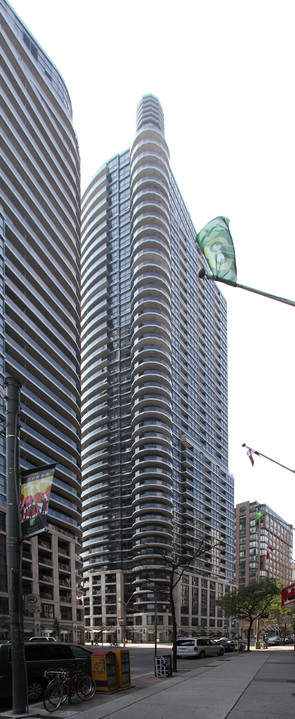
xmin=281 ymin=583 xmax=295 ymax=608
xmin=20 ymin=463 xmax=56 ymax=538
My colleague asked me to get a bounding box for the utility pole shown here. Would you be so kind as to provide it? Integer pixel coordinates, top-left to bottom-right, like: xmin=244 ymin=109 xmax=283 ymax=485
xmin=119 ymin=592 xmax=136 ymax=646
xmin=255 ymin=507 xmax=263 ymax=651
xmin=5 ymin=377 xmax=28 ymax=713
xmin=154 ymin=588 xmax=158 ymax=669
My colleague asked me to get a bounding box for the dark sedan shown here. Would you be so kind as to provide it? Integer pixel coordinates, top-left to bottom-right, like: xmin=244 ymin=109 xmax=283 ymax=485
xmin=214 ymin=638 xmax=236 ymax=652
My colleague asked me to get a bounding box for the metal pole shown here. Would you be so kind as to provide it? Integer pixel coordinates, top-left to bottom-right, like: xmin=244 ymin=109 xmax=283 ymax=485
xmin=6 ymin=377 xmax=28 ymax=713
xmin=120 ymin=592 xmax=136 ymax=647
xmin=199 ymin=271 xmax=295 ymax=307
xmin=154 ymin=590 xmax=158 ymax=675
xmin=242 ymin=443 xmax=295 ymax=474
xmin=123 ymin=603 xmax=126 ymax=647
xmin=255 ymin=515 xmax=261 ymax=649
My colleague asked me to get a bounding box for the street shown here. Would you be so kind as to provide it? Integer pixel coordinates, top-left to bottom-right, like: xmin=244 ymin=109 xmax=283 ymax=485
xmin=1 ymin=645 xmax=293 ymax=716
xmin=0 ymin=643 xmax=212 ymax=712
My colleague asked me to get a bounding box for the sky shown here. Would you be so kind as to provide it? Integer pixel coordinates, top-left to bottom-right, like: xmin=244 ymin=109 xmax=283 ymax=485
xmin=9 ymin=0 xmax=295 ymax=546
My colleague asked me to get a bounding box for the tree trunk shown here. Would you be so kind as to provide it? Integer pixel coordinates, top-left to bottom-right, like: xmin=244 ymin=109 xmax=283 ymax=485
xmin=247 ymin=620 xmax=253 ymax=651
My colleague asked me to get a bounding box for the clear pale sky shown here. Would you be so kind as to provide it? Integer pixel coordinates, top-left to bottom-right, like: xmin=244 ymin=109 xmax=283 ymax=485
xmin=9 ymin=0 xmax=295 ymax=548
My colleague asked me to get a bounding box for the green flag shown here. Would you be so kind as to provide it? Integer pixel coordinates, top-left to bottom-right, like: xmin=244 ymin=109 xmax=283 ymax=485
xmin=255 ymin=509 xmax=266 ymax=525
xmin=196 ymin=216 xmax=237 ymax=284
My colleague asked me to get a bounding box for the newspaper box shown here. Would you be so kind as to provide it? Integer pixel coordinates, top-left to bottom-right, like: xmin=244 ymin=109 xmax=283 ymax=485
xmin=111 ymin=648 xmax=131 ymax=688
xmin=91 ymin=650 xmax=118 ymax=692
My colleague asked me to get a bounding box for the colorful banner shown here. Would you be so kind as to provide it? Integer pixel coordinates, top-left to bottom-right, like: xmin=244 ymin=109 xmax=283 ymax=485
xmin=20 ymin=464 xmax=56 ymax=538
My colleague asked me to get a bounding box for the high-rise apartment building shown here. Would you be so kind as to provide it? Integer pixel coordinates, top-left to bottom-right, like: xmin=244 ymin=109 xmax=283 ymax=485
xmin=1 ymin=0 xmax=83 ymax=641
xmin=236 ymin=500 xmax=293 ymax=587
xmin=81 ymin=95 xmax=235 ymax=642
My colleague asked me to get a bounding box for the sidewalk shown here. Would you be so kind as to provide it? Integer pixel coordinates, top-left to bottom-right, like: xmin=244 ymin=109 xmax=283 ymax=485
xmin=2 ymin=647 xmax=295 ymax=719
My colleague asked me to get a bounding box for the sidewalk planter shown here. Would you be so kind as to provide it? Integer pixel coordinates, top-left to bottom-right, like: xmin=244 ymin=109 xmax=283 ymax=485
xmin=91 ymin=650 xmax=118 ymax=692
xmin=154 ymin=654 xmax=172 ymax=678
xmin=111 ymin=648 xmax=131 ymax=688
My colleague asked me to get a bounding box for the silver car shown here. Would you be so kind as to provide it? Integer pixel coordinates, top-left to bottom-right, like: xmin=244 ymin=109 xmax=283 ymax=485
xmin=176 ymin=636 xmax=224 ymax=658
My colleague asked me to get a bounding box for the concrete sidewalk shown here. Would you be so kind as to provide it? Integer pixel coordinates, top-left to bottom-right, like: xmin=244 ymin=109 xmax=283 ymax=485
xmin=75 ymin=648 xmax=295 ymax=719
xmin=2 ymin=648 xmax=295 ymax=719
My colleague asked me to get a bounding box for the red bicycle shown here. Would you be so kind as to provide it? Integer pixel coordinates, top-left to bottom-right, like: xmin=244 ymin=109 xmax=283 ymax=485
xmin=43 ymin=668 xmax=96 ymax=712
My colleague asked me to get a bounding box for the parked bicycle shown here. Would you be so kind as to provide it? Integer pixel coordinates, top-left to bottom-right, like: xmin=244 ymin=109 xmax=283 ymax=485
xmin=43 ymin=668 xmax=96 ymax=712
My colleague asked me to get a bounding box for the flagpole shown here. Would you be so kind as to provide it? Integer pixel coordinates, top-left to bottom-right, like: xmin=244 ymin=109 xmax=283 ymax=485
xmin=255 ymin=510 xmax=262 ymax=650
xmin=198 ymin=270 xmax=295 ymax=307
xmin=242 ymin=443 xmax=295 ymax=474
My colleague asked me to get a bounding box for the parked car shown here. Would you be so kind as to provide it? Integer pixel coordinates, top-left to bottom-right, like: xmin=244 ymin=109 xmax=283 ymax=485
xmin=0 ymin=641 xmax=92 ymax=702
xmin=214 ymin=638 xmax=236 ymax=652
xmin=267 ymin=635 xmax=282 ymax=646
xmin=282 ymin=636 xmax=294 ymax=644
xmin=176 ymin=636 xmax=224 ymax=658
xmin=28 ymin=636 xmax=56 ymax=642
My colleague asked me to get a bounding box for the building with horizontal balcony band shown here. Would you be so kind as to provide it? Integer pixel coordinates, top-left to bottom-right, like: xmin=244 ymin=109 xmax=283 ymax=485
xmin=81 ymin=94 xmax=235 ymax=642
xmin=1 ymin=0 xmax=83 ymax=641
xmin=236 ymin=500 xmax=293 ymax=587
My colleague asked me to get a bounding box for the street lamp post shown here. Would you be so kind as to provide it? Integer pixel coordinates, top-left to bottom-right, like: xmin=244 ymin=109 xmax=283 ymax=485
xmin=255 ymin=506 xmax=264 ymax=650
xmin=117 ymin=602 xmax=126 ymax=647
xmin=4 ymin=378 xmax=28 ymax=713
xmin=154 ymin=591 xmax=158 ymax=661
xmin=119 ymin=592 xmax=136 ymax=646
xmin=153 ymin=592 xmax=167 ymax=676
xmin=122 ymin=603 xmax=126 ymax=647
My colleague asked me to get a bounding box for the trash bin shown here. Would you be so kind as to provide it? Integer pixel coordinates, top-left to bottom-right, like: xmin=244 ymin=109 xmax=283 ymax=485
xmin=154 ymin=654 xmax=172 ymax=678
xmin=91 ymin=650 xmax=118 ymax=692
xmin=111 ymin=648 xmax=131 ymax=688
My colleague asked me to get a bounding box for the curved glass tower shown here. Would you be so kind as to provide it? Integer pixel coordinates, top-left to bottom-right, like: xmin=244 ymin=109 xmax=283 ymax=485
xmin=130 ymin=97 xmax=173 ymax=606
xmin=1 ymin=0 xmax=82 ymax=641
xmin=81 ymin=95 xmax=235 ymax=642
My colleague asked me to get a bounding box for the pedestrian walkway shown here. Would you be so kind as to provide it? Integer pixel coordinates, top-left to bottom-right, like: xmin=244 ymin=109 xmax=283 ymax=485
xmin=1 ymin=648 xmax=295 ymax=719
xmin=76 ymin=647 xmax=295 ymax=719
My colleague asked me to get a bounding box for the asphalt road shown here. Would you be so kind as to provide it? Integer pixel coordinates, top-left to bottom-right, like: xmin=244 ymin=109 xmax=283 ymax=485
xmin=129 ymin=646 xmax=171 ymax=676
xmin=2 ymin=643 xmax=293 ymax=713
xmin=0 ymin=646 xmax=170 ymax=711
xmin=89 ymin=644 xmax=196 ymax=676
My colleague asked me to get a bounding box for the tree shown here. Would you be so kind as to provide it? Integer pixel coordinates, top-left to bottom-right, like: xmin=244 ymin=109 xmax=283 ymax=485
xmin=142 ymin=538 xmax=219 ymax=672
xmin=167 ymin=542 xmax=207 ymax=672
xmin=215 ymin=578 xmax=280 ymax=651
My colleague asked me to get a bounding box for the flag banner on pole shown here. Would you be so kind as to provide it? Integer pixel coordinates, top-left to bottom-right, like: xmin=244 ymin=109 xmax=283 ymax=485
xmin=196 ymin=216 xmax=237 ymax=284
xmin=242 ymin=442 xmax=294 ymax=473
xmin=266 ymin=545 xmax=273 ymax=559
xmin=246 ymin=447 xmax=259 ymax=466
xmin=20 ymin=464 xmax=56 ymax=539
xmin=255 ymin=509 xmax=266 ymax=525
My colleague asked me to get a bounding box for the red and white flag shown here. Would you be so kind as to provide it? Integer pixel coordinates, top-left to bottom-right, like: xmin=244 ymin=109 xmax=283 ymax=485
xmin=266 ymin=545 xmax=273 ymax=559
xmin=247 ymin=448 xmax=259 ymax=466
